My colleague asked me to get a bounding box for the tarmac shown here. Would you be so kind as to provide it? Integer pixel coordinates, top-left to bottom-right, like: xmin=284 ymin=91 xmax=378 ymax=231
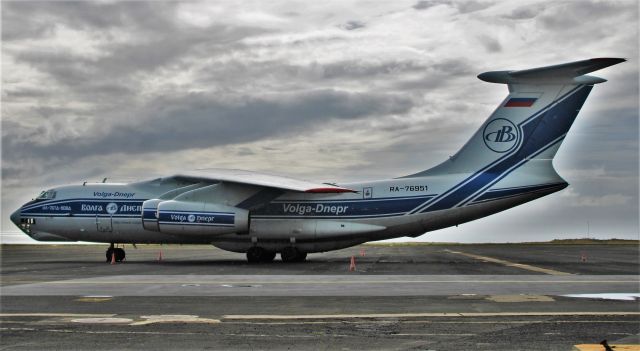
xmin=1 ymin=243 xmax=639 ymax=350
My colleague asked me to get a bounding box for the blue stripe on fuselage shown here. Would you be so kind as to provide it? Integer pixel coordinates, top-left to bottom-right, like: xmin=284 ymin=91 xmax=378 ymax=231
xmin=157 ymin=210 xmax=235 ymax=226
xmin=19 ymin=196 xmax=437 ymax=220
xmin=252 ymin=195 xmax=434 ymax=217
xmin=20 ymin=199 xmax=145 ymax=218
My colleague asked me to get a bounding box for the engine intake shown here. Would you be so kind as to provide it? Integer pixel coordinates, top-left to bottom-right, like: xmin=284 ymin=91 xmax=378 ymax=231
xmin=142 ymin=199 xmax=162 ymax=232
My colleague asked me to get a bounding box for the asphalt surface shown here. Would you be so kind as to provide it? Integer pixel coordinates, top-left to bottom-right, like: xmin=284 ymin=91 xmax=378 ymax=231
xmin=1 ymin=243 xmax=639 ymax=350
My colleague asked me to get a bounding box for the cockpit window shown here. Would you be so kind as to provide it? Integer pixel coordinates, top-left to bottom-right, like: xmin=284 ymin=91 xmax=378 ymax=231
xmin=36 ymin=190 xmax=56 ymax=200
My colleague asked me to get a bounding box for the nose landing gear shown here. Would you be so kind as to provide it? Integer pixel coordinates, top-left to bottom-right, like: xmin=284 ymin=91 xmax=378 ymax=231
xmin=105 ymin=243 xmax=126 ymax=263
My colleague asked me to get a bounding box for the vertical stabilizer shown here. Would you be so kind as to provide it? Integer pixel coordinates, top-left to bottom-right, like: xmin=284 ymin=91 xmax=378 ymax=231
xmin=405 ymin=58 xmax=625 ymax=177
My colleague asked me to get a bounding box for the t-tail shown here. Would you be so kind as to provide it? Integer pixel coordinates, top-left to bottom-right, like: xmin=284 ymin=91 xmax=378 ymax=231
xmin=403 ymin=58 xmax=625 ymax=213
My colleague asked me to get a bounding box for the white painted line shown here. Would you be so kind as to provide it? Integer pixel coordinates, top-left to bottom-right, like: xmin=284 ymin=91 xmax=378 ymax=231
xmin=36 ymin=279 xmax=637 ymax=284
xmin=563 ymin=293 xmax=640 ymax=301
xmin=71 ymin=317 xmax=133 ymax=324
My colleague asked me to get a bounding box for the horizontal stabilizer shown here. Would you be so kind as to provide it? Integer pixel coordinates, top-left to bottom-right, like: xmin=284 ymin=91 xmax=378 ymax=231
xmin=478 ymin=58 xmax=626 ymax=85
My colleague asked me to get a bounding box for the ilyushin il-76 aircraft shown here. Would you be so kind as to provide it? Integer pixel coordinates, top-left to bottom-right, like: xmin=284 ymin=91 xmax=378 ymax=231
xmin=11 ymin=58 xmax=624 ymax=263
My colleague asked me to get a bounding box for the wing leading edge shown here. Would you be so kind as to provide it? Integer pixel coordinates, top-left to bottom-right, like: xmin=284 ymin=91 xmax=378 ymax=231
xmin=170 ymin=169 xmax=356 ymax=193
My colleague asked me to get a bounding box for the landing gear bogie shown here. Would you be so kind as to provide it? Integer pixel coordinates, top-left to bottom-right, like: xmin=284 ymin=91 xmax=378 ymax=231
xmin=105 ymin=244 xmax=126 ymax=263
xmin=280 ymin=247 xmax=307 ymax=262
xmin=246 ymin=247 xmax=276 ymax=263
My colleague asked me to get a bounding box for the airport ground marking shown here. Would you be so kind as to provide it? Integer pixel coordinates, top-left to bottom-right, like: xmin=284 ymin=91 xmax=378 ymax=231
xmin=443 ymin=249 xmax=573 ymax=275
xmin=222 ymin=312 xmax=640 ymax=320
xmin=129 ymin=314 xmax=221 ymax=325
xmin=394 ymin=333 xmax=477 ymax=336
xmin=224 ymin=320 xmax=640 ymax=326
xmin=34 ymin=279 xmax=639 ymax=285
xmin=573 ymin=345 xmax=640 ymax=351
xmin=0 ymin=327 xmax=348 ymax=338
xmin=0 ymin=313 xmax=116 ymax=317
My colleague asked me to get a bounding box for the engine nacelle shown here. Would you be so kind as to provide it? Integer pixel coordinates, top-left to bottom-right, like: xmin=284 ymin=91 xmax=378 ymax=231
xmin=155 ymin=200 xmax=249 ymax=236
xmin=141 ymin=199 xmax=162 ymax=232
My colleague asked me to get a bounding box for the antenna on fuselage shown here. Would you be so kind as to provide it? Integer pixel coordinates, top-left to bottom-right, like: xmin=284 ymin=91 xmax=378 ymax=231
xmin=102 ymin=178 xmax=108 ymax=183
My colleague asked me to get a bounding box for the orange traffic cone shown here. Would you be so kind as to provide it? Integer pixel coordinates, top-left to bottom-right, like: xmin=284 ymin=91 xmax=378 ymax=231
xmin=158 ymin=250 xmax=163 ymax=262
xmin=349 ymin=256 xmax=356 ymax=271
xmin=110 ymin=251 xmax=116 ymax=265
xmin=359 ymin=248 xmax=366 ymax=257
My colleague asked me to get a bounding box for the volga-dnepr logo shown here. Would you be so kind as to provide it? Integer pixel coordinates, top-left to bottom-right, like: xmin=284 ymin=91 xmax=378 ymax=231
xmin=483 ymin=118 xmax=520 ymax=153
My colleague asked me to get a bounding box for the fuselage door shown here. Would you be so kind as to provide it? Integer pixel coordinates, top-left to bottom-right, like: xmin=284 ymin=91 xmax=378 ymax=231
xmin=96 ymin=215 xmax=113 ymax=232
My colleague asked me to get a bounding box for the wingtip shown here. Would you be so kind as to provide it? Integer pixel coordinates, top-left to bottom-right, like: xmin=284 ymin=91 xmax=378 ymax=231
xmin=589 ymin=57 xmax=627 ymax=64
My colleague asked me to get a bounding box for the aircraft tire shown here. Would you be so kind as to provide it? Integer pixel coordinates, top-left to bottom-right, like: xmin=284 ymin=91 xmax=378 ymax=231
xmin=295 ymin=252 xmax=307 ymax=262
xmin=281 ymin=247 xmax=306 ymax=262
xmin=115 ymin=248 xmax=125 ymax=262
xmin=246 ymin=247 xmax=264 ymax=263
xmin=260 ymin=251 xmax=276 ymax=263
xmin=105 ymin=248 xmax=113 ymax=262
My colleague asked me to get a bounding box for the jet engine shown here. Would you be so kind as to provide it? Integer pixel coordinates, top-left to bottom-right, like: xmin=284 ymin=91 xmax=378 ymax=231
xmin=142 ymin=199 xmax=162 ymax=231
xmin=141 ymin=199 xmax=249 ymax=236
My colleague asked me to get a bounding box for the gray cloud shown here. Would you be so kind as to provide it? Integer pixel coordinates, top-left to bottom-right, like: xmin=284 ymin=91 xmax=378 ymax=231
xmin=477 ymin=35 xmax=502 ymax=53
xmin=341 ymin=20 xmax=366 ymax=31
xmin=502 ymin=5 xmax=546 ymax=20
xmin=192 ymin=59 xmax=434 ymax=87
xmin=12 ymin=27 xmax=265 ymax=98
xmin=3 ymin=89 xmax=413 ymax=163
xmin=2 ymin=1 xmax=178 ymax=40
xmin=413 ymin=0 xmax=493 ymax=13
xmin=537 ymin=1 xmax=627 ymax=30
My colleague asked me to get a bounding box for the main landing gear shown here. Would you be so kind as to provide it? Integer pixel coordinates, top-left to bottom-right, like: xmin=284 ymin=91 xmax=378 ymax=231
xmin=245 ymin=247 xmax=307 ymax=263
xmin=106 ymin=243 xmax=125 ymax=263
xmin=246 ymin=247 xmax=276 ymax=263
xmin=280 ymin=247 xmax=307 ymax=263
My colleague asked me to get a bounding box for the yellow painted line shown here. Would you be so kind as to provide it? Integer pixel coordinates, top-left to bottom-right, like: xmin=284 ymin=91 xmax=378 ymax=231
xmin=444 ymin=249 xmax=573 ymax=275
xmin=129 ymin=315 xmax=220 ymax=326
xmin=0 ymin=328 xmax=204 ymax=336
xmin=223 ymin=312 xmax=640 ymax=320
xmin=574 ymin=345 xmax=640 ymax=351
xmin=0 ymin=313 xmax=115 ymax=317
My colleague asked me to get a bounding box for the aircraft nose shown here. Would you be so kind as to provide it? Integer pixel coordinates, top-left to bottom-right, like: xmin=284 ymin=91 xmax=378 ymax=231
xmin=10 ymin=209 xmax=21 ymax=227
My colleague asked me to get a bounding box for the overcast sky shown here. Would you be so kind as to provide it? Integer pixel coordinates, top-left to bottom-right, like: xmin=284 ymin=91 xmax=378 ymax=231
xmin=1 ymin=0 xmax=638 ymax=243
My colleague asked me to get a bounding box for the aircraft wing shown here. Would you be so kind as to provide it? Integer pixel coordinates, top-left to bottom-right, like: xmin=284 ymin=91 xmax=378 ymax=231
xmin=170 ymin=169 xmax=356 ymax=193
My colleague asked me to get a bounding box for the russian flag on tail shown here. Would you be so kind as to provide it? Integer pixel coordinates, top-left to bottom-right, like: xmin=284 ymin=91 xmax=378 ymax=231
xmin=504 ymin=97 xmax=537 ymax=107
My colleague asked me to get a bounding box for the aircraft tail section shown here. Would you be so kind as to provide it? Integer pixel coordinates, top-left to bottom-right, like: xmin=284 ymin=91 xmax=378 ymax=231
xmin=401 ymin=58 xmax=624 ymax=213
xmin=406 ymin=58 xmax=624 ymax=177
